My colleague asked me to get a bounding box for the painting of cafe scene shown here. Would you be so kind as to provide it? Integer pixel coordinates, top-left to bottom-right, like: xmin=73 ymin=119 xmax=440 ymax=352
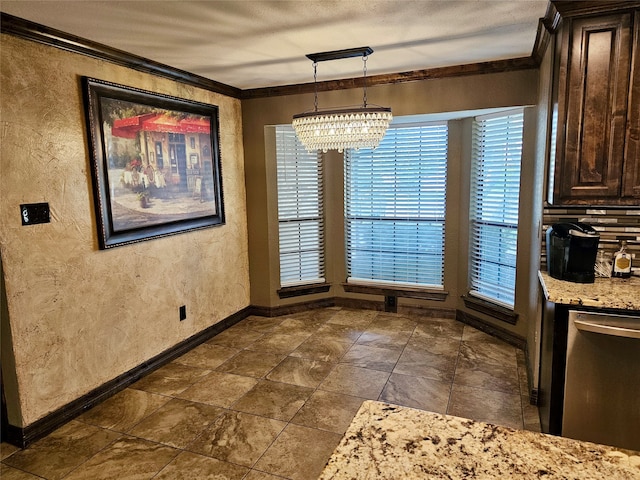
xmin=84 ymin=78 xmax=224 ymax=248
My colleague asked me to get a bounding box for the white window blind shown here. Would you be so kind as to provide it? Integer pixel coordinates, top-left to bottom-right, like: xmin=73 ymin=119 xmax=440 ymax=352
xmin=469 ymin=110 xmax=524 ymax=308
xmin=344 ymin=122 xmax=448 ymax=287
xmin=276 ymin=125 xmax=325 ymax=286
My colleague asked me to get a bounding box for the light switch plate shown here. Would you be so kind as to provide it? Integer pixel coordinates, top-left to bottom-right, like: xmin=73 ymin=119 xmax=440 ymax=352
xmin=20 ymin=203 xmax=50 ymax=225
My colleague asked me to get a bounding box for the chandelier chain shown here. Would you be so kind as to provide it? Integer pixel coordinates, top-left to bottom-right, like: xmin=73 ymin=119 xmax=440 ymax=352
xmin=313 ymin=62 xmax=319 ymax=112
xmin=362 ymin=55 xmax=368 ymax=108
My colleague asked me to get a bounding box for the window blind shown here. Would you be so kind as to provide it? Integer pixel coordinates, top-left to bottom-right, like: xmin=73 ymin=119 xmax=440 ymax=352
xmin=469 ymin=110 xmax=524 ymax=307
xmin=276 ymin=125 xmax=324 ymax=286
xmin=344 ymin=122 xmax=448 ymax=287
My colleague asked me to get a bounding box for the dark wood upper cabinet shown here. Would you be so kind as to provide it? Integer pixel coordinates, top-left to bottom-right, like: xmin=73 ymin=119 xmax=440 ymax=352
xmin=551 ymin=4 xmax=640 ymax=205
xmin=623 ymin=10 xmax=640 ymax=200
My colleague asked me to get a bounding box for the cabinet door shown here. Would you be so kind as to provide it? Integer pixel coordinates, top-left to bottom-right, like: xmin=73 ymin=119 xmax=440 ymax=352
xmin=555 ymin=13 xmax=632 ymax=203
xmin=622 ymin=11 xmax=640 ymax=199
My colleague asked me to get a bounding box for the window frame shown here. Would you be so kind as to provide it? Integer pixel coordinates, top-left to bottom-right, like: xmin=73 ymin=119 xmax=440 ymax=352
xmin=468 ymin=108 xmax=524 ymax=310
xmin=275 ymin=125 xmax=326 ymax=290
xmin=344 ymin=120 xmax=449 ymax=290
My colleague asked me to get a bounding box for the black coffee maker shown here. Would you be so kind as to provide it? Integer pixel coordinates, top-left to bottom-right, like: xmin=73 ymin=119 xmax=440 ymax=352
xmin=546 ymin=223 xmax=600 ymax=283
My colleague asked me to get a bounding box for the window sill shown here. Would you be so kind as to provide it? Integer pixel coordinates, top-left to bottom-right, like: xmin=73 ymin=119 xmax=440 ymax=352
xmin=277 ymin=283 xmax=331 ymax=299
xmin=462 ymin=294 xmax=518 ymax=325
xmin=342 ymin=283 xmax=448 ymax=301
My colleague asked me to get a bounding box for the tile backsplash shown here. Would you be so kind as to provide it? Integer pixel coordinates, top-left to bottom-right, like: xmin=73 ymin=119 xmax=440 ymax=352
xmin=541 ymin=206 xmax=640 ymax=273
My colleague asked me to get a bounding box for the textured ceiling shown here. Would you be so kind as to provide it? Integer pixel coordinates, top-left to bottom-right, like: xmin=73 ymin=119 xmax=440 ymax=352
xmin=1 ymin=0 xmax=549 ymax=89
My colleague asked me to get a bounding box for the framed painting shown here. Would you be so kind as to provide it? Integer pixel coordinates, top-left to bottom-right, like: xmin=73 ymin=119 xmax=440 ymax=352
xmin=82 ymin=77 xmax=225 ymax=249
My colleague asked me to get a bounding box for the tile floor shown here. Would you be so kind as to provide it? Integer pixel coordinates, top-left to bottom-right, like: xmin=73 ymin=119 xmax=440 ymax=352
xmin=1 ymin=307 xmax=540 ymax=480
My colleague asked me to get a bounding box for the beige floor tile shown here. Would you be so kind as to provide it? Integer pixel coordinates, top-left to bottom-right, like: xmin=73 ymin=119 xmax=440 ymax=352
xmin=453 ymin=355 xmax=520 ymax=394
xmin=78 ymin=388 xmax=169 ymax=432
xmin=462 ymin=326 xmax=503 ymax=343
xmin=207 ymin=328 xmax=265 ymax=349
xmin=232 ymin=380 xmax=313 ymax=421
xmin=62 ymin=435 xmax=178 ymax=480
xmin=254 ymin=424 xmax=342 ymax=480
xmin=522 ymin=395 xmax=542 ymax=432
xmin=289 ymin=335 xmax=352 ymax=363
xmin=517 ymin=352 xmax=531 ymax=397
xmin=319 ymin=364 xmax=390 ymax=399
xmin=405 ymin=333 xmax=461 ymax=354
xmin=380 ymin=373 xmax=451 ymax=414
xmin=447 ymin=384 xmax=523 ymax=430
xmin=266 ymin=356 xmax=334 ymax=388
xmin=340 ymin=343 xmax=402 ymax=372
xmin=368 ymin=313 xmax=417 ymax=334
xmin=187 ymin=411 xmax=286 ymax=468
xmin=128 ymin=398 xmax=224 ymax=448
xmin=291 ymin=390 xmax=366 ymax=434
xmin=314 ymin=323 xmax=365 ymax=343
xmin=248 ymin=331 xmax=312 ymax=355
xmin=270 ymin=317 xmax=328 ymax=335
xmin=412 ymin=317 xmax=465 ymax=339
xmin=130 ymin=362 xmax=212 ymax=396
xmin=393 ymin=345 xmax=458 ymax=382
xmin=243 ymin=470 xmax=287 ymax=480
xmin=173 ymin=343 xmax=239 ymax=369
xmin=288 ymin=308 xmax=340 ymax=324
xmin=516 ymin=347 xmax=527 ymax=368
xmin=326 ymin=308 xmax=378 ymax=328
xmin=459 ymin=340 xmax=518 ymax=369
xmin=240 ymin=316 xmax=285 ymax=333
xmin=0 ymin=463 xmax=43 ymax=479
xmin=1 ymin=441 xmax=20 ymax=461
xmin=356 ymin=329 xmax=412 ymax=349
xmin=153 ymin=451 xmax=249 ymax=479
xmin=216 ymin=350 xmax=285 ymax=378
xmin=2 ymin=421 xmax=120 ymax=480
xmin=176 ymin=371 xmax=257 ymax=408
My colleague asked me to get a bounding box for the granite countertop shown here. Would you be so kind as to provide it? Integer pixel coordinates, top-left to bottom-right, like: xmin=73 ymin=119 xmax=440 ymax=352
xmin=539 ymin=271 xmax=640 ymax=310
xmin=319 ymin=401 xmax=640 ymax=480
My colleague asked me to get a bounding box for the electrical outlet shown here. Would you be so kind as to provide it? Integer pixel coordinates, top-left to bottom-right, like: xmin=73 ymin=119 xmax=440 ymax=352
xmin=384 ymin=295 xmax=397 ymax=313
xmin=179 ymin=305 xmax=186 ymax=321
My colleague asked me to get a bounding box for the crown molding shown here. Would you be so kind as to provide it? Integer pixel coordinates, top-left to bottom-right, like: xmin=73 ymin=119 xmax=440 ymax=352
xmin=0 ymin=13 xmax=242 ymax=99
xmin=241 ymin=57 xmax=538 ymax=100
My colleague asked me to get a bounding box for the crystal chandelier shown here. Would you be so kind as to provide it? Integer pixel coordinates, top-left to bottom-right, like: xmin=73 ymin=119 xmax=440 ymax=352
xmin=292 ymin=47 xmax=392 ymax=153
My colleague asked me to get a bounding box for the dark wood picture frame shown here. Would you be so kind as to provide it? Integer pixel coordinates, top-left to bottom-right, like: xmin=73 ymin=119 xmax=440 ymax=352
xmin=83 ymin=77 xmax=225 ymax=249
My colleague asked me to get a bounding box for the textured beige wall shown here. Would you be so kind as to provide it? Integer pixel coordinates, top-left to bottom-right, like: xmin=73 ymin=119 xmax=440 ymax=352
xmin=0 ymin=35 xmax=249 ymax=427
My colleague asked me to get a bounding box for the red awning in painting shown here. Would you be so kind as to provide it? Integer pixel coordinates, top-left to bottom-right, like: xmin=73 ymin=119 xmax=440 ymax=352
xmin=111 ymin=114 xmax=210 ymax=138
xmin=111 ymin=113 xmax=157 ymax=139
xmin=179 ymin=117 xmax=210 ymax=133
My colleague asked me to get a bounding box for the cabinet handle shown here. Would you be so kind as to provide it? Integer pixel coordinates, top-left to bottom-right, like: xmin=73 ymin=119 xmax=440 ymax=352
xmin=574 ymin=319 xmax=640 ymax=340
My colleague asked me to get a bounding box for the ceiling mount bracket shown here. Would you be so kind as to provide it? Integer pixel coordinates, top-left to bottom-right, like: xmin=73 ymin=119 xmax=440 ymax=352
xmin=306 ymin=46 xmax=373 ymax=63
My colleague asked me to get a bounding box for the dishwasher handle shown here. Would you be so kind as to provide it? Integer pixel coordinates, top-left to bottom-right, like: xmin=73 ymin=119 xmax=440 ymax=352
xmin=574 ymin=319 xmax=640 ymax=340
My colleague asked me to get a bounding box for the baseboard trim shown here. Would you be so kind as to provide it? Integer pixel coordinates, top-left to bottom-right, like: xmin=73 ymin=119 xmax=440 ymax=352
xmin=250 ymin=297 xmax=457 ymax=320
xmin=456 ymin=310 xmax=526 ymax=350
xmin=4 ymin=306 xmax=251 ymax=448
xmin=248 ymin=298 xmax=336 ymax=317
xmin=461 ymin=295 xmax=518 ymax=325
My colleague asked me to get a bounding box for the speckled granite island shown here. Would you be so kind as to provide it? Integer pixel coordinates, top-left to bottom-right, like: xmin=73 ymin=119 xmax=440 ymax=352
xmin=319 ymin=401 xmax=640 ymax=479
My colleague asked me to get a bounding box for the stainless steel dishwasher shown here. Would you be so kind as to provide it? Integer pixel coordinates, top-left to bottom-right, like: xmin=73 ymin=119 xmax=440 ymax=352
xmin=563 ymin=310 xmax=640 ymax=451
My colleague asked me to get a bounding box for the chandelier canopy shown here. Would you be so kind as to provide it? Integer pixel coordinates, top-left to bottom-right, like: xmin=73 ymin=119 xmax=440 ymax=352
xmin=292 ymin=47 xmax=392 ymax=153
